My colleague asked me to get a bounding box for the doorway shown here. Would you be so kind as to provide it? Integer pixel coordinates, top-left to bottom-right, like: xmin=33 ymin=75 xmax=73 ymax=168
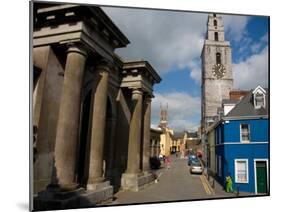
xmin=255 ymin=160 xmax=268 ymax=194
xmin=103 ymin=97 xmax=115 ymax=183
xmin=77 ymin=90 xmax=92 ymax=185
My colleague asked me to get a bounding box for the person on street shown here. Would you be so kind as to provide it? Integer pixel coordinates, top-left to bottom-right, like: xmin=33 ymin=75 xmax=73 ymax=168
xmin=226 ymin=173 xmax=233 ymax=193
xmin=165 ymin=156 xmax=171 ymax=169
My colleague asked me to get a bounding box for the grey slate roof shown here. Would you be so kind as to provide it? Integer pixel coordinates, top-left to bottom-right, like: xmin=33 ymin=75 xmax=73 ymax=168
xmin=173 ymin=132 xmax=185 ymax=139
xmin=225 ymin=88 xmax=268 ymax=118
xmin=187 ymin=132 xmax=198 ymax=138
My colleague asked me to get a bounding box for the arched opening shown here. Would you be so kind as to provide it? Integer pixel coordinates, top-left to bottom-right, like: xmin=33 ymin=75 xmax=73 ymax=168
xmin=216 ymin=52 xmax=221 ymax=65
xmin=103 ymin=96 xmax=116 ymax=185
xmin=215 ymin=32 xmax=219 ymax=41
xmin=214 ymin=19 xmax=217 ymax=27
xmin=213 ymin=13 xmax=217 ymax=17
xmin=77 ymin=89 xmax=92 ymax=186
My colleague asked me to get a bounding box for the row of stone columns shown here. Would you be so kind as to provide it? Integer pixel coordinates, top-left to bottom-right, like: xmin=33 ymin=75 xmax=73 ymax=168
xmin=125 ymin=88 xmax=152 ymax=175
xmin=53 ymin=43 xmax=153 ymax=192
xmin=53 ymin=44 xmax=112 ymax=191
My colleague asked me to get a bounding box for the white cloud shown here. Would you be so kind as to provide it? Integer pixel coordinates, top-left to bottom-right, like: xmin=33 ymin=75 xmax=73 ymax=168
xmin=103 ymin=7 xmax=207 ymax=81
xmin=151 ymin=92 xmax=201 ymax=131
xmin=261 ymin=32 xmax=268 ymax=43
xmin=223 ymin=15 xmax=250 ymax=42
xmin=103 ymin=7 xmax=252 ymax=85
xmin=233 ymin=47 xmax=268 ymax=89
xmin=102 ymin=7 xmax=267 ymax=129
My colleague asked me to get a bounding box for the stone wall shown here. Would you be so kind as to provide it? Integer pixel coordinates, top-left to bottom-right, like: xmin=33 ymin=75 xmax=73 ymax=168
xmin=33 ymin=46 xmax=64 ymax=193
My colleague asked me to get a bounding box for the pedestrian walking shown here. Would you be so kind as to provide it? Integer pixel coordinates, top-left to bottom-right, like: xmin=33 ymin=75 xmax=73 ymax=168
xmin=165 ymin=156 xmax=171 ymax=169
xmin=225 ymin=173 xmax=233 ymax=193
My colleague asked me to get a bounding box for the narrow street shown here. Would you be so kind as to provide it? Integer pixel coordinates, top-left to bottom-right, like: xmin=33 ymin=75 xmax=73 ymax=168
xmin=109 ymin=155 xmax=236 ymax=205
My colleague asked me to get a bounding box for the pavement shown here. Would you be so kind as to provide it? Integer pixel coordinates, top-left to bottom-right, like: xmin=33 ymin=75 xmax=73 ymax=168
xmin=107 ymin=155 xmax=254 ymax=206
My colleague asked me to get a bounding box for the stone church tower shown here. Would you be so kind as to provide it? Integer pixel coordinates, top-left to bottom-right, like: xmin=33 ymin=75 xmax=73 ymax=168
xmin=201 ymin=13 xmax=233 ymax=131
xmin=159 ymin=104 xmax=168 ymax=129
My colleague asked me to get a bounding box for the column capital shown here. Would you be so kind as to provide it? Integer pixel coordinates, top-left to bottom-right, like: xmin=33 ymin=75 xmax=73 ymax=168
xmin=144 ymin=95 xmax=153 ymax=103
xmin=144 ymin=92 xmax=154 ymax=100
xmin=95 ymin=59 xmax=112 ymax=73
xmin=66 ymin=43 xmax=88 ymax=58
xmin=132 ymin=88 xmax=143 ymax=96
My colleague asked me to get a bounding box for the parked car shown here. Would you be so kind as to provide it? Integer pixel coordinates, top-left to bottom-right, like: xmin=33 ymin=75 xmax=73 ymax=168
xmin=189 ymin=160 xmax=203 ymax=174
xmin=196 ymin=151 xmax=202 ymax=158
xmin=150 ymin=156 xmax=161 ymax=170
xmin=187 ymin=154 xmax=198 ymax=166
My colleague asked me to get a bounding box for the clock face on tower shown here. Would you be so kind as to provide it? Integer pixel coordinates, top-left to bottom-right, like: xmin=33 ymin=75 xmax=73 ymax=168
xmin=212 ymin=64 xmax=226 ymax=79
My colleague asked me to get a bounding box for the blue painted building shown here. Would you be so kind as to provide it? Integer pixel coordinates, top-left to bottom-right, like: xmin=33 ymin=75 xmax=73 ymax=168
xmin=214 ymin=86 xmax=269 ymax=194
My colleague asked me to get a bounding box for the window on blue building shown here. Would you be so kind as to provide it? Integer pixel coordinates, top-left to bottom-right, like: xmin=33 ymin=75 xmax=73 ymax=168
xmin=235 ymin=159 xmax=249 ymax=183
xmin=240 ymin=124 xmax=250 ymax=142
xmin=216 ymin=155 xmax=222 ymax=177
xmin=216 ymin=127 xmax=222 ymax=144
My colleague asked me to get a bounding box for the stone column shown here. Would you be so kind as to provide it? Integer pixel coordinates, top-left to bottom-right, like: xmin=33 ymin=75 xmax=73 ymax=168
xmin=142 ymin=96 xmax=152 ymax=172
xmin=150 ymin=139 xmax=154 ymax=157
xmin=154 ymin=140 xmax=158 ymax=157
xmin=126 ymin=88 xmax=143 ymax=174
xmin=87 ymin=63 xmax=110 ymax=189
xmin=54 ymin=44 xmax=87 ymax=190
xmin=105 ymin=117 xmax=117 ymax=181
xmin=156 ymin=141 xmax=160 ymax=157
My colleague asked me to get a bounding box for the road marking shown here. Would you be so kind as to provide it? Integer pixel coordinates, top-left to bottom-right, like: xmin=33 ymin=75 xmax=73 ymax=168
xmin=205 ymin=176 xmax=216 ymax=195
xmin=200 ymin=175 xmax=211 ymax=195
xmin=201 ymin=175 xmax=215 ymax=195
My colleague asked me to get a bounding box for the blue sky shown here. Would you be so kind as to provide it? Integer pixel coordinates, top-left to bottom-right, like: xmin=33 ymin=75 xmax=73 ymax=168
xmin=103 ymin=7 xmax=269 ymax=132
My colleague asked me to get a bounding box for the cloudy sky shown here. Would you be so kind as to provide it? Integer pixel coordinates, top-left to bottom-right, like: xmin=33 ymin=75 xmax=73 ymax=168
xmin=102 ymin=7 xmax=269 ymax=132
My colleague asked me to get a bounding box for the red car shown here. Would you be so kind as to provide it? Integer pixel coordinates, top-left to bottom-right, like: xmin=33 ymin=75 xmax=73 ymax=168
xmin=196 ymin=151 xmax=202 ymax=157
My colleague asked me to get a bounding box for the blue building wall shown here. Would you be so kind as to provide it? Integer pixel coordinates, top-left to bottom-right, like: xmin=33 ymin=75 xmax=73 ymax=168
xmin=215 ymin=118 xmax=269 ymax=193
xmin=223 ymin=119 xmax=268 ymax=142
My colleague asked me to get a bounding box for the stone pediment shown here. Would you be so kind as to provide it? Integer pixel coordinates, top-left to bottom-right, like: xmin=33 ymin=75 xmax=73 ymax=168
xmin=121 ymin=60 xmax=161 ymax=94
xmin=33 ymin=4 xmax=130 ymax=61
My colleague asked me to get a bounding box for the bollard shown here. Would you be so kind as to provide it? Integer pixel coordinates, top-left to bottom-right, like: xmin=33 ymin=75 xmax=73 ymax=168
xmin=236 ymin=185 xmax=239 ymax=196
xmin=212 ymin=179 xmax=215 ymax=188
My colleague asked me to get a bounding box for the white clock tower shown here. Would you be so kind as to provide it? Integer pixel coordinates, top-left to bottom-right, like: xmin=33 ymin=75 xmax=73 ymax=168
xmin=201 ymin=13 xmax=234 ymax=131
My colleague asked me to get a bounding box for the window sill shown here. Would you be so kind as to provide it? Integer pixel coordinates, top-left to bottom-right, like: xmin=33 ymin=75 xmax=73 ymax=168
xmin=235 ymin=181 xmax=249 ymax=184
xmin=240 ymin=140 xmax=250 ymax=143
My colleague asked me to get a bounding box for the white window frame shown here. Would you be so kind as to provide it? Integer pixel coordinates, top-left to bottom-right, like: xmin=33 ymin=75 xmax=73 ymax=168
xmin=234 ymin=159 xmax=249 ymax=184
xmin=240 ymin=123 xmax=250 ymax=143
xmin=254 ymin=92 xmax=265 ymax=109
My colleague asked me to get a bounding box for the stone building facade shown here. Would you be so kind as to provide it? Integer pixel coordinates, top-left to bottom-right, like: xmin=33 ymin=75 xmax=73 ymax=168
xmin=201 ymin=13 xmax=234 ymax=131
xmin=150 ymin=128 xmax=162 ymax=158
xmin=157 ymin=105 xmax=175 ymax=157
xmin=32 ymin=3 xmax=161 ymax=210
xmin=201 ymin=14 xmax=233 ymax=164
xmin=159 ymin=128 xmax=174 ymax=157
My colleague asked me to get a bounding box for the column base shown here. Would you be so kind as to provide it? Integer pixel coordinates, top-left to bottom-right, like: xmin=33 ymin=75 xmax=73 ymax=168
xmin=33 ymin=183 xmax=113 ymax=211
xmin=121 ymin=172 xmax=155 ymax=192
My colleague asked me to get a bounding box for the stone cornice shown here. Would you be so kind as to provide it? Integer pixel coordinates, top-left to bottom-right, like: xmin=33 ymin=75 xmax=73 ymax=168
xmin=122 ymin=60 xmax=161 ymax=84
xmin=34 ymin=4 xmax=129 ymax=48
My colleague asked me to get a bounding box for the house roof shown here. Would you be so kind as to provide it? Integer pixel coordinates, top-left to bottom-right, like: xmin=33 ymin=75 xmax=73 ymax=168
xmin=222 ymin=99 xmax=239 ymax=105
xmin=187 ymin=132 xmax=198 ymax=138
xmin=225 ymin=88 xmax=268 ymax=119
xmin=173 ymin=131 xmax=185 ymax=139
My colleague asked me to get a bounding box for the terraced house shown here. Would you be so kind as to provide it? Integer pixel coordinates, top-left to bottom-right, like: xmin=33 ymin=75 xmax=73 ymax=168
xmin=214 ymin=85 xmax=269 ymax=194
